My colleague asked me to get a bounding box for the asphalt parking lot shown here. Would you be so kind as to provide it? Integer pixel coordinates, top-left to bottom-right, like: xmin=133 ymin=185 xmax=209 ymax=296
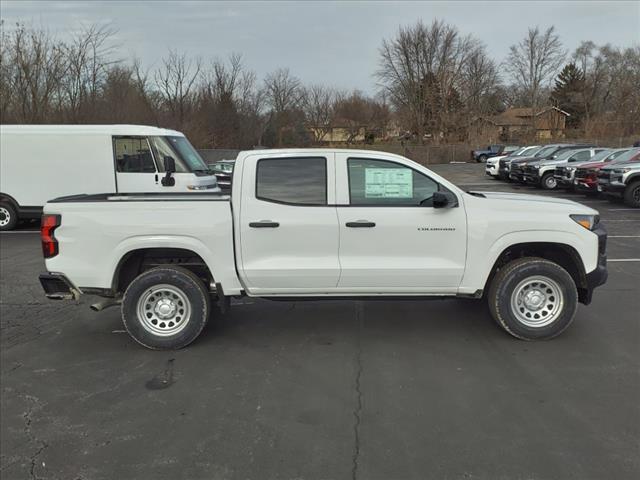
xmin=1 ymin=163 xmax=639 ymax=480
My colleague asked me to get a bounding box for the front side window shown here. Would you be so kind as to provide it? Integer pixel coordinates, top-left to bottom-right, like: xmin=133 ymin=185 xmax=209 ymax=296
xmin=256 ymin=157 xmax=327 ymax=205
xmin=348 ymin=158 xmax=440 ymax=206
xmin=113 ymin=137 xmax=156 ymax=173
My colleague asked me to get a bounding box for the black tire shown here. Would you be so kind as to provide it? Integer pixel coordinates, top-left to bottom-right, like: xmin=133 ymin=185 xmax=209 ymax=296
xmin=0 ymin=202 xmax=18 ymax=231
xmin=541 ymin=172 xmax=557 ymax=190
xmin=478 ymin=154 xmax=488 ymax=163
xmin=122 ymin=266 xmax=211 ymax=350
xmin=488 ymin=257 xmax=578 ymax=340
xmin=623 ymin=180 xmax=640 ymax=208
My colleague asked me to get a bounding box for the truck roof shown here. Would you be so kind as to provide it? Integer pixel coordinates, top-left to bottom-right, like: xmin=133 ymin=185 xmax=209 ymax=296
xmin=238 ymin=148 xmax=409 ymax=159
xmin=0 ymin=124 xmax=184 ymax=137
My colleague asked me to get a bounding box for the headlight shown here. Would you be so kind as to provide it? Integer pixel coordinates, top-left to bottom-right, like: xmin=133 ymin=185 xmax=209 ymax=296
xmin=187 ymin=183 xmax=218 ymax=190
xmin=612 ymin=168 xmax=632 ymax=174
xmin=566 ymin=167 xmax=576 ymax=172
xmin=533 ymin=165 xmax=540 ymax=170
xmin=570 ymin=214 xmax=599 ymax=230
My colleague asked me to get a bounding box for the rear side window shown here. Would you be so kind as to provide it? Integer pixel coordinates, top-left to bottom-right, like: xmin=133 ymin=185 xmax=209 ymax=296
xmin=256 ymin=157 xmax=327 ymax=205
xmin=113 ymin=137 xmax=156 ymax=173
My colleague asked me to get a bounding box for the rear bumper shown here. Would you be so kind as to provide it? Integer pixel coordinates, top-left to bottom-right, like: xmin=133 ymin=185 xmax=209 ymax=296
xmin=580 ymin=224 xmax=608 ymax=305
xmin=39 ymin=272 xmax=80 ymax=300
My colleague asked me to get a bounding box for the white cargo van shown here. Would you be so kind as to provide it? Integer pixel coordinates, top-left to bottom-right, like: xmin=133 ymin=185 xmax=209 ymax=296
xmin=0 ymin=125 xmax=218 ymax=230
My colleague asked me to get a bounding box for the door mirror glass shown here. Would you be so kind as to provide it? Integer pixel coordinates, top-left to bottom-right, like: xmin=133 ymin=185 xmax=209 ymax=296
xmin=433 ymin=191 xmax=457 ymax=208
xmin=161 ymin=156 xmax=176 ymax=186
xmin=164 ymin=156 xmax=176 ymax=173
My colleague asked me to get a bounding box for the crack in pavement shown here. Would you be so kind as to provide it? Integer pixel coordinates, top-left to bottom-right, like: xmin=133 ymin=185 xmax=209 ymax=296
xmin=22 ymin=395 xmax=48 ymax=480
xmin=351 ymin=302 xmax=364 ymax=480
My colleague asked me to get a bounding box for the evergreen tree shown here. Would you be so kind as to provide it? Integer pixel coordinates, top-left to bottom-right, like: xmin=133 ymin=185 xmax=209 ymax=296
xmin=550 ymin=63 xmax=586 ymax=128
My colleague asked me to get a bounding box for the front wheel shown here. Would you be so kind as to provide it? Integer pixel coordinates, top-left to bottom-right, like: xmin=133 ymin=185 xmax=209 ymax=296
xmin=478 ymin=155 xmax=488 ymax=163
xmin=122 ymin=266 xmax=211 ymax=349
xmin=541 ymin=172 xmax=557 ymax=190
xmin=624 ymin=181 xmax=640 ymax=208
xmin=488 ymin=257 xmax=578 ymax=340
xmin=0 ymin=202 xmax=18 ymax=231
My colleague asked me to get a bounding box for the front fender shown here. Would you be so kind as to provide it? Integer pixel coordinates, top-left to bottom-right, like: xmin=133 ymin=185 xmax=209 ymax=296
xmin=459 ymin=230 xmax=598 ymax=294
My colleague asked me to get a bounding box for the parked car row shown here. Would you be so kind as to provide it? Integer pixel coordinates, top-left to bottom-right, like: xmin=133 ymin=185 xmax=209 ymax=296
xmin=486 ymin=143 xmax=640 ymax=207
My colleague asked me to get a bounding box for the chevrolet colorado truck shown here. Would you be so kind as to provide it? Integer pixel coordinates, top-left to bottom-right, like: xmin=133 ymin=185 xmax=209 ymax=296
xmin=522 ymin=147 xmax=605 ymax=190
xmin=485 ymin=145 xmax=539 ymax=178
xmin=39 ymin=149 xmax=608 ymax=349
xmin=597 ymin=150 xmax=640 ymax=207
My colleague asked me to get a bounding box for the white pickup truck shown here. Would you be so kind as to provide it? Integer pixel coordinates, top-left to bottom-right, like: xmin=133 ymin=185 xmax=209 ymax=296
xmin=39 ymin=149 xmax=608 ymax=349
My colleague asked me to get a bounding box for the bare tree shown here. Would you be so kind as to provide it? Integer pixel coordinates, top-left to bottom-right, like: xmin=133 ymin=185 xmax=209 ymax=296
xmin=301 ymin=84 xmax=335 ymax=142
xmin=263 ymin=68 xmax=302 ymax=114
xmin=377 ymin=19 xmax=477 ymax=143
xmin=461 ymin=43 xmax=501 ymax=117
xmin=2 ymin=23 xmax=68 ymax=122
xmin=154 ymin=49 xmax=202 ymax=128
xmin=63 ymin=24 xmax=118 ymax=121
xmin=506 ymin=25 xmax=565 ymax=128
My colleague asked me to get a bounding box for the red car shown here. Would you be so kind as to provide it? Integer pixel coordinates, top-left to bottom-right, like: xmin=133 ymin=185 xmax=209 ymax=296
xmin=575 ymin=150 xmax=640 ymax=195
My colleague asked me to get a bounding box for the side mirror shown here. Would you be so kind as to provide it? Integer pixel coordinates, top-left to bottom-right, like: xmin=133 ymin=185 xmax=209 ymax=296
xmin=433 ymin=191 xmax=457 ymax=209
xmin=161 ymin=156 xmax=176 ymax=187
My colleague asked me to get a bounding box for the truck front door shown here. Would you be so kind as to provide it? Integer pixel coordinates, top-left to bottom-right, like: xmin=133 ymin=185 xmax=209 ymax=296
xmin=113 ymin=136 xmax=164 ymax=193
xmin=238 ymin=154 xmax=340 ymax=293
xmin=335 ymin=154 xmax=467 ymax=293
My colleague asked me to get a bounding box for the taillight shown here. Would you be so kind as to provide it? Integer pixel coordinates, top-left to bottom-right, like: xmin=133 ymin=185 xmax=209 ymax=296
xmin=41 ymin=214 xmax=61 ymax=258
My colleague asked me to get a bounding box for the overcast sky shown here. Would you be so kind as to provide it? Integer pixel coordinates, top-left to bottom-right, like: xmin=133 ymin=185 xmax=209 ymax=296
xmin=1 ymin=0 xmax=639 ymax=93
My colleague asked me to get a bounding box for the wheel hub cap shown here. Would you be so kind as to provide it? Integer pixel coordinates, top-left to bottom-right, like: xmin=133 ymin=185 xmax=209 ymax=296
xmin=136 ymin=284 xmax=191 ymax=336
xmin=510 ymin=276 xmax=564 ymax=327
xmin=0 ymin=207 xmax=9 ymax=226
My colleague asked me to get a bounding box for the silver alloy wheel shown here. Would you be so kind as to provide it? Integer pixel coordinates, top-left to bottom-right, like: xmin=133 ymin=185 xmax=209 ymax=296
xmin=136 ymin=284 xmax=191 ymax=336
xmin=0 ymin=207 xmax=10 ymax=227
xmin=510 ymin=275 xmax=564 ymax=327
xmin=544 ymin=175 xmax=557 ymax=189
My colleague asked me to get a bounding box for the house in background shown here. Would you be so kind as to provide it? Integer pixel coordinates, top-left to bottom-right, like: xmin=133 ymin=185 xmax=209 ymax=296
xmin=469 ymin=106 xmax=570 ymax=142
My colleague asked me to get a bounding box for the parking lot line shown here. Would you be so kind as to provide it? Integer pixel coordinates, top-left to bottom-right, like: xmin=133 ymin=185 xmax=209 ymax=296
xmin=609 ymin=235 xmax=640 ymax=238
xmin=0 ymin=231 xmax=39 ymax=234
xmin=608 ymin=209 xmax=640 ymax=211
xmin=608 ymin=259 xmax=640 ymax=262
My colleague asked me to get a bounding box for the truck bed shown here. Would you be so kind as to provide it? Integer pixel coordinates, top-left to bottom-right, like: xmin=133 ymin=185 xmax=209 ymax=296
xmin=44 ymin=192 xmax=243 ymax=294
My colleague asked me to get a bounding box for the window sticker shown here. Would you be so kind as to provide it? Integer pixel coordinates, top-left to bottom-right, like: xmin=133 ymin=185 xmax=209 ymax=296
xmin=364 ymin=168 xmax=413 ymax=198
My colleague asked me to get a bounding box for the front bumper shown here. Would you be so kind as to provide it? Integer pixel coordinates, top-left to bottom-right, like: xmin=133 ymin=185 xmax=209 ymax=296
xmin=581 ymin=224 xmax=608 ymax=305
xmin=39 ymin=272 xmax=80 ymax=300
xmin=601 ymin=180 xmax=626 ymax=197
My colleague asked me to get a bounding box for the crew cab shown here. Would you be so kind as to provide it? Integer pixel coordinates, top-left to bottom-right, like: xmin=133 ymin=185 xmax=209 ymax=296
xmin=39 ymin=149 xmax=607 ymax=349
xmin=597 ymin=150 xmax=640 ymax=207
xmin=485 ymin=145 xmax=539 ymax=178
xmin=575 ymin=148 xmax=640 ymax=196
xmin=508 ymin=144 xmax=594 ymax=183
xmin=522 ymin=148 xmax=605 ymax=190
xmin=471 ymin=145 xmax=518 ymax=163
xmin=555 ymin=149 xmax=630 ymax=189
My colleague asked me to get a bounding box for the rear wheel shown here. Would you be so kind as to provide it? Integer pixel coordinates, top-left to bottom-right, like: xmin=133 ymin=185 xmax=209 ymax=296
xmin=122 ymin=266 xmax=211 ymax=349
xmin=0 ymin=202 xmax=18 ymax=231
xmin=478 ymin=154 xmax=488 ymax=163
xmin=488 ymin=257 xmax=578 ymax=340
xmin=541 ymin=172 xmax=557 ymax=190
xmin=624 ymin=181 xmax=640 ymax=208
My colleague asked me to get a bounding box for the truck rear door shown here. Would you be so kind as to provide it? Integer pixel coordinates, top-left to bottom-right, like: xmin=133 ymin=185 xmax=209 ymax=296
xmin=237 ymin=153 xmax=340 ymax=293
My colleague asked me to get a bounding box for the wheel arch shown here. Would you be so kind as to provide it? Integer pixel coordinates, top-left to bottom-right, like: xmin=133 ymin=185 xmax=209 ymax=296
xmin=0 ymin=192 xmax=19 ymax=209
xmin=483 ymin=241 xmax=589 ymax=303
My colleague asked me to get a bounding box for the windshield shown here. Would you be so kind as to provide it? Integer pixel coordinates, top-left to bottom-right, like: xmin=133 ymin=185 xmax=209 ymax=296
xmin=603 ymin=149 xmax=630 ymax=162
xmin=586 ymin=149 xmax=614 ymax=163
xmin=610 ymin=148 xmax=640 ymax=164
xmin=535 ymin=146 xmax=557 ymax=158
xmin=553 ymin=149 xmax=580 ymax=161
xmin=166 ymin=136 xmax=210 ymax=172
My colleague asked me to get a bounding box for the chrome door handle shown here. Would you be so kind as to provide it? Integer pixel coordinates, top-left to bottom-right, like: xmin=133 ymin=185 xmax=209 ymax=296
xmin=345 ymin=220 xmax=376 ymax=228
xmin=249 ymin=221 xmax=280 ymax=228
